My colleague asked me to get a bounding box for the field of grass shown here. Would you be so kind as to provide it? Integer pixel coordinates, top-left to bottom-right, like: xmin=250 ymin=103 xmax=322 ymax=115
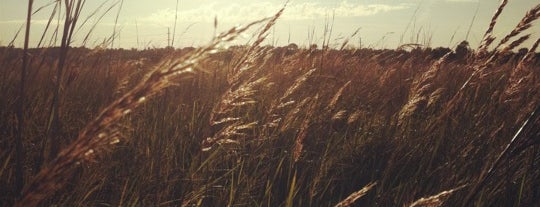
xmin=1 ymin=2 xmax=540 ymax=207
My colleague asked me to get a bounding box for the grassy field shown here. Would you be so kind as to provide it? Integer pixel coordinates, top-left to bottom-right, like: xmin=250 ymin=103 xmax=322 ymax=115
xmin=1 ymin=2 xmax=540 ymax=207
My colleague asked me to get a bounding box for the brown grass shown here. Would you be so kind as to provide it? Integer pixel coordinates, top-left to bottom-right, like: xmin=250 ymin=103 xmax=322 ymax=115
xmin=1 ymin=2 xmax=540 ymax=207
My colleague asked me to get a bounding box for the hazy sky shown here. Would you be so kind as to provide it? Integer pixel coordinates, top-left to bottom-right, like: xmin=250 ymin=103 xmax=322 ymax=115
xmin=0 ymin=0 xmax=539 ymax=49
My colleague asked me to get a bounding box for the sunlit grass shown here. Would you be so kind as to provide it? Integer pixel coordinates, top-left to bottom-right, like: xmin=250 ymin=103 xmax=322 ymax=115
xmin=1 ymin=2 xmax=540 ymax=207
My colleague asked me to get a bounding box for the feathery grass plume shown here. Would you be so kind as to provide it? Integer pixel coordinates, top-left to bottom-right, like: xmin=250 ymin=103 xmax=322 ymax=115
xmin=210 ymin=77 xmax=268 ymax=125
xmin=261 ymin=66 xmax=319 ymax=138
xmin=333 ymin=182 xmax=377 ymax=207
xmin=499 ymin=34 xmax=530 ymax=54
xmin=228 ymin=6 xmax=286 ymax=85
xmin=227 ymin=46 xmax=272 ymax=88
xmin=427 ymin=88 xmax=445 ymax=108
xmin=277 ymin=100 xmax=296 ymax=109
xmin=399 ymin=52 xmax=450 ymax=124
xmin=497 ymin=33 xmax=539 ymax=124
xmin=202 ymin=121 xmax=258 ymax=151
xmin=476 ymin=4 xmax=540 ymax=66
xmin=280 ymin=68 xmax=317 ymax=102
xmin=347 ymin=110 xmax=362 ymax=125
xmin=14 ymin=16 xmax=270 ymax=207
xmin=478 ymin=0 xmax=508 ymax=53
xmin=203 ymin=5 xmax=287 ymax=151
xmin=278 ymin=97 xmax=311 ymax=133
xmin=339 ymin=28 xmax=361 ymax=50
xmin=214 ymin=77 xmax=268 ymax=112
xmin=501 ymin=38 xmax=539 ymax=106
xmin=493 ymin=3 xmax=540 ymax=51
xmin=407 ymin=185 xmax=466 ymax=207
xmin=331 ymin=110 xmax=347 ymax=121
xmin=327 ymin=81 xmax=351 ymax=111
xmin=293 ymin=94 xmax=318 ymax=162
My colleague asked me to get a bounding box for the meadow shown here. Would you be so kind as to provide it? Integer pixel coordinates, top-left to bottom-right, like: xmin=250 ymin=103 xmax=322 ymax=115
xmin=1 ymin=2 xmax=540 ymax=207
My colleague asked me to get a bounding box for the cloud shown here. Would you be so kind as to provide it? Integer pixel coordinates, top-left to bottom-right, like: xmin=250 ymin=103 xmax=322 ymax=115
xmin=0 ymin=18 xmax=113 ymax=27
xmin=285 ymin=2 xmax=409 ymax=20
xmin=140 ymin=1 xmax=409 ymax=26
xmin=0 ymin=19 xmax=53 ymax=25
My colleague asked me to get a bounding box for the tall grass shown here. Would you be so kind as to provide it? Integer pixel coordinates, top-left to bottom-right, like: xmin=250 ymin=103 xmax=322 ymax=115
xmin=14 ymin=0 xmax=34 ymax=197
xmin=1 ymin=2 xmax=540 ymax=207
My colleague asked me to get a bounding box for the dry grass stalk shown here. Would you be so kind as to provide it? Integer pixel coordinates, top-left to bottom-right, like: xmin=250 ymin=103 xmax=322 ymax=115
xmin=399 ymin=53 xmax=450 ymax=123
xmin=459 ymin=5 xmax=540 ymax=100
xmin=478 ymin=0 xmax=508 ymax=52
xmin=500 ymin=34 xmax=530 ymax=54
xmin=437 ymin=4 xmax=540 ymax=126
xmin=518 ymin=37 xmax=540 ymax=67
xmin=279 ymin=97 xmax=311 ymax=133
xmin=203 ymin=6 xmax=286 ymax=151
xmin=4 ymin=2 xmax=540 ymax=206
xmin=499 ymin=37 xmax=539 ymax=130
xmin=262 ymin=67 xmax=319 ymax=139
xmin=293 ymin=95 xmax=318 ymax=162
xmin=462 ymin=105 xmax=540 ymax=206
xmin=228 ymin=6 xmax=285 ymax=85
xmin=14 ymin=16 xmax=272 ymax=207
xmin=332 ymin=110 xmax=347 ymax=121
xmin=327 ymin=81 xmax=351 ymax=110
xmin=280 ymin=68 xmax=317 ymax=102
xmin=202 ymin=121 xmax=258 ymax=151
xmin=14 ymin=0 xmax=33 ymax=197
xmin=210 ymin=77 xmax=268 ymax=126
xmin=333 ymin=182 xmax=377 ymax=207
xmin=227 ymin=46 xmax=270 ymax=87
xmin=494 ymin=4 xmax=540 ymax=51
xmin=347 ymin=110 xmax=362 ymax=125
xmin=407 ymin=185 xmax=466 ymax=207
xmin=267 ymin=64 xmax=317 ymax=128
xmin=427 ymin=88 xmax=445 ymax=108
xmin=502 ymin=38 xmax=540 ymax=106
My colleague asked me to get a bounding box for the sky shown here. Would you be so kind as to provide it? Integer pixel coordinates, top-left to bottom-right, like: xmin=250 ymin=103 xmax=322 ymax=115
xmin=0 ymin=0 xmax=539 ymax=49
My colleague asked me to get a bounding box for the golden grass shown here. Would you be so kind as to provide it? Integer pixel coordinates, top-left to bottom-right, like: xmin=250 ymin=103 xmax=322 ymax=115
xmin=0 ymin=2 xmax=539 ymax=207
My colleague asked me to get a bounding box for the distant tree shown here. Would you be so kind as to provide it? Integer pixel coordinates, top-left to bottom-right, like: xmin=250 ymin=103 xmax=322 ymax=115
xmin=430 ymin=47 xmax=451 ymax=59
xmin=287 ymin=43 xmax=298 ymax=51
xmin=310 ymin=44 xmax=318 ymax=50
xmin=455 ymin=41 xmax=471 ymax=62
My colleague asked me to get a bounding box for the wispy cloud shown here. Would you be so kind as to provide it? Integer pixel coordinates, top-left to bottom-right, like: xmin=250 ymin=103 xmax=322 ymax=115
xmin=0 ymin=19 xmax=50 ymax=25
xmin=0 ymin=18 xmax=115 ymax=27
xmin=140 ymin=1 xmax=409 ymax=26
xmin=1 ymin=2 xmax=409 ymax=27
xmin=285 ymin=2 xmax=409 ymax=20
